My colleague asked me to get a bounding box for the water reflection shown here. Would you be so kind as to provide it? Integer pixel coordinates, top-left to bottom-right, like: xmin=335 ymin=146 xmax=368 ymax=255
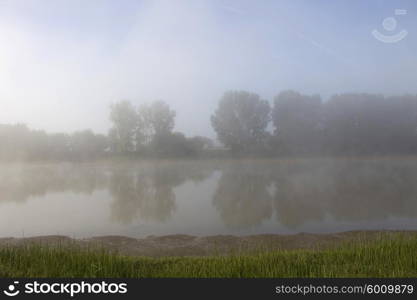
xmin=212 ymin=163 xmax=273 ymax=228
xmin=0 ymin=164 xmax=107 ymax=203
xmin=0 ymin=162 xmax=216 ymax=225
xmin=109 ymin=168 xmax=179 ymax=224
xmin=108 ymin=162 xmax=218 ymax=224
xmin=271 ymin=159 xmax=417 ymax=228
xmin=0 ymin=159 xmax=417 ymax=237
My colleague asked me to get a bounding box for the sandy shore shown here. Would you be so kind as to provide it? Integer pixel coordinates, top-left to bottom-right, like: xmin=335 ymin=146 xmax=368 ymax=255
xmin=0 ymin=230 xmax=415 ymax=257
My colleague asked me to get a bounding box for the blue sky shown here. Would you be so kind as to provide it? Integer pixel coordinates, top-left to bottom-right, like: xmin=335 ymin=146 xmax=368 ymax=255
xmin=0 ymin=0 xmax=416 ymax=137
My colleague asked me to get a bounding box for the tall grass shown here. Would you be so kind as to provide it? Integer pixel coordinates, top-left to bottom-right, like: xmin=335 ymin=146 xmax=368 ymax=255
xmin=0 ymin=235 xmax=416 ymax=277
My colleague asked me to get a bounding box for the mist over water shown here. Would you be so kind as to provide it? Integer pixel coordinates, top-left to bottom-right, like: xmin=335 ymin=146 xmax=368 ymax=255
xmin=1 ymin=159 xmax=416 ymax=238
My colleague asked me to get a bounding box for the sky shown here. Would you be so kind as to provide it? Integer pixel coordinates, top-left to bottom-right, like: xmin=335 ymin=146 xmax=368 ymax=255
xmin=0 ymin=0 xmax=417 ymax=138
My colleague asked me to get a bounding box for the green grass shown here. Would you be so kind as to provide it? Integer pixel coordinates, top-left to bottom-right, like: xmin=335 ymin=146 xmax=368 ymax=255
xmin=1 ymin=236 xmax=416 ymax=277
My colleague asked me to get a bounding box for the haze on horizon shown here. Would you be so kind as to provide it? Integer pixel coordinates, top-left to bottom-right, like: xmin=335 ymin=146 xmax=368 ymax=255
xmin=0 ymin=0 xmax=416 ymax=138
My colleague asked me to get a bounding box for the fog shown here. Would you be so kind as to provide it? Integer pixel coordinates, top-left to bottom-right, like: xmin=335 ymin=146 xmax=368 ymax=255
xmin=2 ymin=159 xmax=417 ymax=238
xmin=1 ymin=0 xmax=417 ymax=137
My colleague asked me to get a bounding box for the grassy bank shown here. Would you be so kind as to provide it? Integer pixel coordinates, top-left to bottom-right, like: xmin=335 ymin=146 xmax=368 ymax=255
xmin=0 ymin=235 xmax=416 ymax=277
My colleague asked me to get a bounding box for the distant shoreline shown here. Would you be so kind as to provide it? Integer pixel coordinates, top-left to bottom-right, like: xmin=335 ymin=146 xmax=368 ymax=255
xmin=3 ymin=154 xmax=417 ymax=163
xmin=1 ymin=230 xmax=415 ymax=257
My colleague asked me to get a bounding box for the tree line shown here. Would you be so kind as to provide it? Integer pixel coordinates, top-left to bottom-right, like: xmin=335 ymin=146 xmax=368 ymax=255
xmin=108 ymin=100 xmax=214 ymax=157
xmin=212 ymin=90 xmax=417 ymax=156
xmin=0 ymin=124 xmax=108 ymax=160
xmin=1 ymin=90 xmax=417 ymax=161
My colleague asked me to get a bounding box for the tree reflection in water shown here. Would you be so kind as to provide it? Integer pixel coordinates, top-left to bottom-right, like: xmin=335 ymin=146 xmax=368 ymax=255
xmin=1 ymin=159 xmax=417 ymax=231
xmin=271 ymin=159 xmax=417 ymax=228
xmin=212 ymin=162 xmax=273 ymax=228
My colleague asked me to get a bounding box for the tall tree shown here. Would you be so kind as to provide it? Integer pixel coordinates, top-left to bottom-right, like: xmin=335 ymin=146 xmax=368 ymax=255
xmin=109 ymin=100 xmax=138 ymax=153
xmin=211 ymin=91 xmax=270 ymax=153
xmin=323 ymin=93 xmax=417 ymax=155
xmin=139 ymin=101 xmax=176 ymax=138
xmin=138 ymin=100 xmax=176 ymax=151
xmin=272 ymin=90 xmax=322 ymax=155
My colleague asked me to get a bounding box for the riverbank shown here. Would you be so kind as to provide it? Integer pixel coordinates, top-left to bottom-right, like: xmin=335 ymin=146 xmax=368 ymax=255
xmin=1 ymin=230 xmax=416 ymax=257
xmin=0 ymin=231 xmax=416 ymax=277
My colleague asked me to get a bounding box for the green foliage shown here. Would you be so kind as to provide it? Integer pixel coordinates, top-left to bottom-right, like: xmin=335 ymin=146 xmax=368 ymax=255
xmin=322 ymin=93 xmax=417 ymax=155
xmin=0 ymin=236 xmax=416 ymax=277
xmin=108 ymin=100 xmax=182 ymax=156
xmin=271 ymin=92 xmax=417 ymax=156
xmin=211 ymin=91 xmax=271 ymax=153
xmin=4 ymin=91 xmax=417 ymax=160
xmin=139 ymin=101 xmax=176 ymax=138
xmin=109 ymin=100 xmax=139 ymax=153
xmin=0 ymin=124 xmax=108 ymax=161
xmin=272 ymin=90 xmax=322 ymax=155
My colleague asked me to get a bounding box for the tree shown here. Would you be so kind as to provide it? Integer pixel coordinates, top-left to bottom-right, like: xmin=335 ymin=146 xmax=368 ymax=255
xmin=46 ymin=132 xmax=70 ymax=160
xmin=151 ymin=132 xmax=193 ymax=156
xmin=272 ymin=90 xmax=322 ymax=155
xmin=109 ymin=100 xmax=138 ymax=153
xmin=323 ymin=93 xmax=417 ymax=155
xmin=0 ymin=124 xmax=31 ymax=160
xmin=187 ymin=136 xmax=214 ymax=154
xmin=211 ymin=91 xmax=270 ymax=153
xmin=138 ymin=101 xmax=176 ymax=154
xmin=139 ymin=100 xmax=176 ymax=140
xmin=70 ymin=130 xmax=108 ymax=159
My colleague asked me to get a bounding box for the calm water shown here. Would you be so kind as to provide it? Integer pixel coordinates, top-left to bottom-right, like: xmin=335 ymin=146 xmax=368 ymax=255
xmin=1 ymin=159 xmax=417 ymax=238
